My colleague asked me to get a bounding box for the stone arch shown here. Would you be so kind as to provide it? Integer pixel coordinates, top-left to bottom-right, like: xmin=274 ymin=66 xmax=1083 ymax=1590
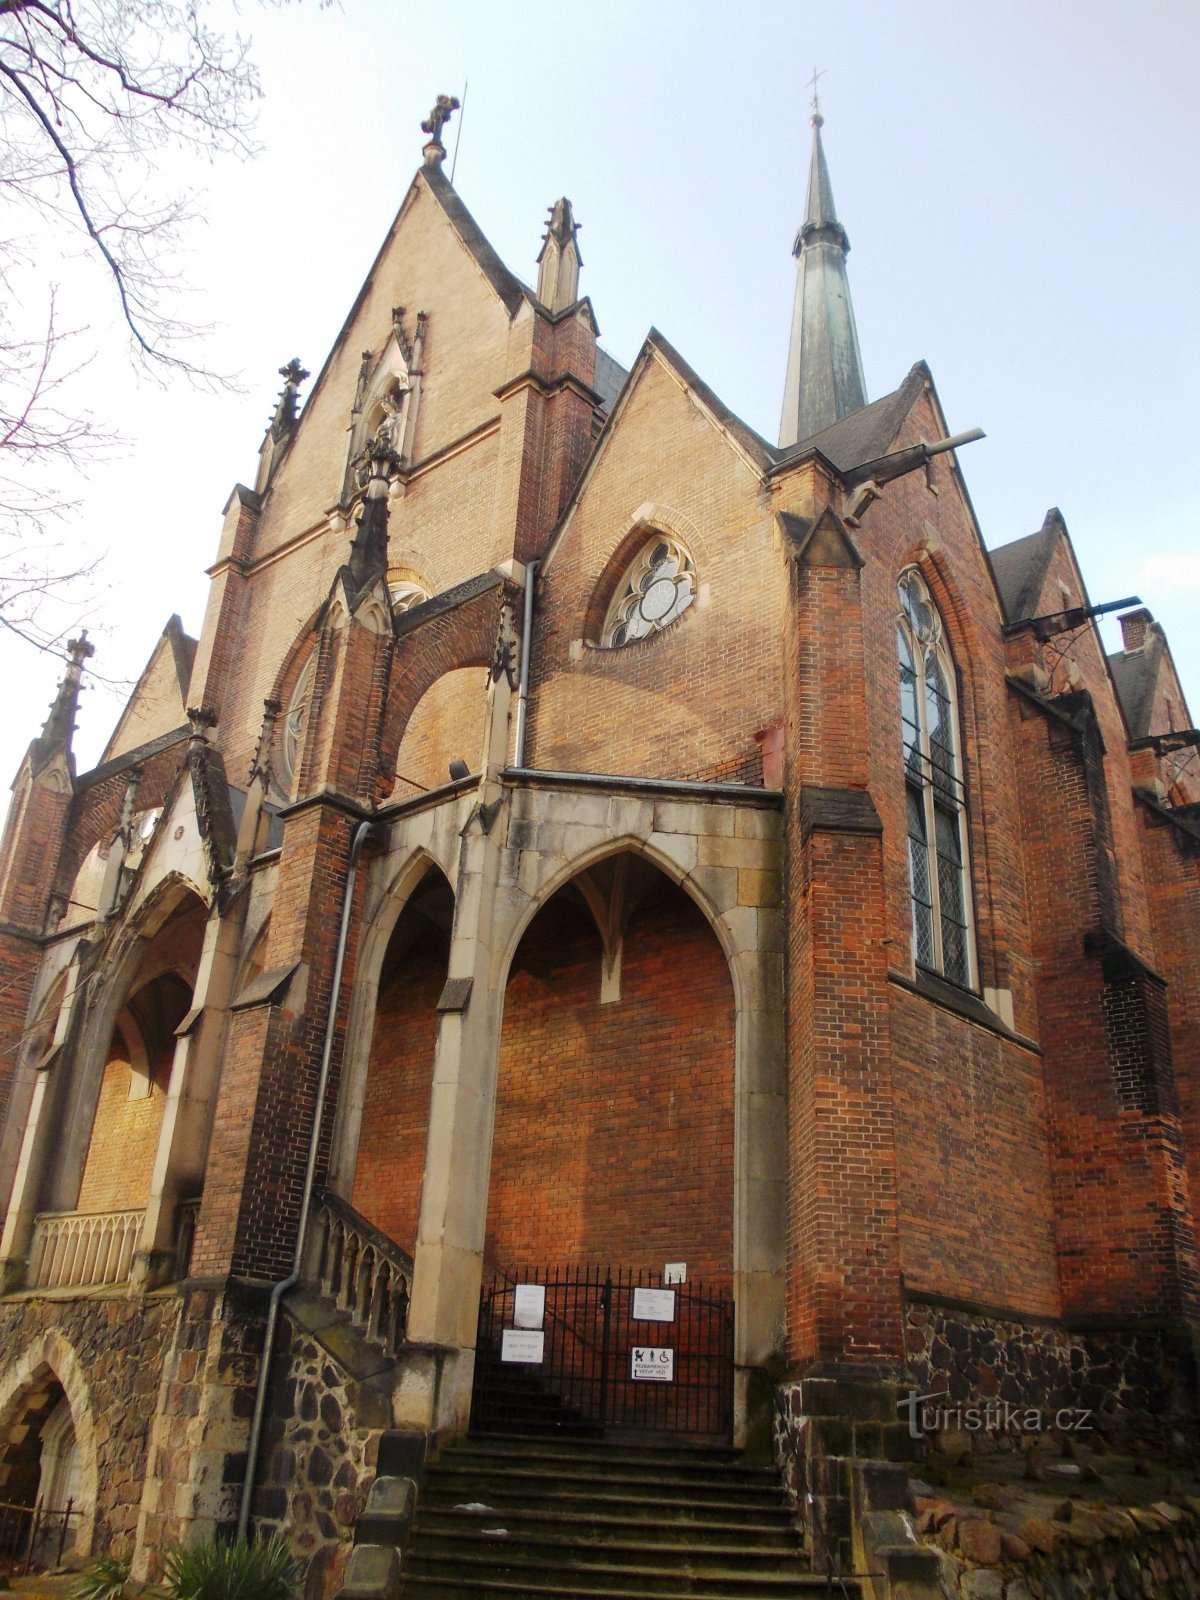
xmin=329 ymin=849 xmax=457 ymax=1250
xmin=487 ymin=846 xmax=737 ymax=1282
xmin=494 ymin=831 xmax=751 ymax=1017
xmin=391 ymin=662 xmax=489 ymax=800
xmin=49 ymin=876 xmax=208 ymax=1218
xmin=0 ymin=1330 xmax=98 ymax=1557
xmin=379 ymin=582 xmax=509 ymax=782
xmin=475 ymin=801 xmax=785 ymax=1371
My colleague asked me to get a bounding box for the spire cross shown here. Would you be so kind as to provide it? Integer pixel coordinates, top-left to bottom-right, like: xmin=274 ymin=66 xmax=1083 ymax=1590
xmin=807 ymin=66 xmax=825 ymax=127
xmin=421 ymin=94 xmax=460 ymax=148
xmin=67 ymin=630 xmax=95 ymax=668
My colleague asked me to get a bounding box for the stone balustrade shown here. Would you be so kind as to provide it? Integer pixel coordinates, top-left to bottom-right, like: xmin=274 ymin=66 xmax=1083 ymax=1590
xmin=313 ymin=1191 xmax=411 ymax=1358
xmin=28 ymin=1207 xmax=144 ymax=1288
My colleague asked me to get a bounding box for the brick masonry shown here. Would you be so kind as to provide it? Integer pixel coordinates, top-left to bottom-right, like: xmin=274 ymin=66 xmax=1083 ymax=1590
xmin=1 ymin=142 xmax=1199 ymax=1583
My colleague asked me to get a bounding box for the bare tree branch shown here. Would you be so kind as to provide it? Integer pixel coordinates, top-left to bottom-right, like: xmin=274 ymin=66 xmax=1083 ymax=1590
xmin=0 ymin=0 xmax=295 ymax=650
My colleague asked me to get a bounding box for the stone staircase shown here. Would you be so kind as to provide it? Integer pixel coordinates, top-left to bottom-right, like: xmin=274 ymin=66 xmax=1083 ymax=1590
xmin=393 ymin=1434 xmax=862 ymax=1599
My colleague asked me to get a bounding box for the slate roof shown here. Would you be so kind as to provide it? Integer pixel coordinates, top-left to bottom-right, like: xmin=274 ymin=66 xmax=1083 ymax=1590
xmin=988 ymin=511 xmax=1064 ymax=623
xmin=782 ymin=363 xmax=928 ymax=476
xmin=1107 ymin=643 xmax=1158 ymax=739
xmin=593 ymin=347 xmax=628 ymax=414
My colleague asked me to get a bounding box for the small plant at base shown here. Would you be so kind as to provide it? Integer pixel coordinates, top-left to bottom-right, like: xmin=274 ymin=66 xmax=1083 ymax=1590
xmin=161 ymin=1536 xmax=300 ymax=1600
xmin=76 ymin=1554 xmax=133 ymax=1600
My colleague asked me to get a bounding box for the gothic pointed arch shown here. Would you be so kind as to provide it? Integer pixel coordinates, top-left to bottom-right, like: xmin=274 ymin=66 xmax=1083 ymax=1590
xmin=336 ymin=855 xmax=456 ymax=1253
xmin=896 ymin=565 xmax=975 ymax=985
xmin=44 ymin=877 xmax=208 ymax=1231
xmin=0 ymin=1331 xmax=98 ymax=1557
xmin=488 ymin=848 xmax=735 ymax=1279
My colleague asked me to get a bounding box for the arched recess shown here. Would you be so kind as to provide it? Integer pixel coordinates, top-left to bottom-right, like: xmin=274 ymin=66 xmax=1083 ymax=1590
xmin=391 ymin=663 xmax=488 ymax=800
xmin=487 ymin=852 xmax=735 ymax=1282
xmin=336 ymin=859 xmax=456 ymax=1253
xmin=49 ymin=880 xmax=208 ymax=1219
xmin=379 ymin=581 xmax=510 ymax=788
xmin=578 ymin=501 xmax=710 ymax=645
xmin=0 ymin=1331 xmax=98 ymax=1557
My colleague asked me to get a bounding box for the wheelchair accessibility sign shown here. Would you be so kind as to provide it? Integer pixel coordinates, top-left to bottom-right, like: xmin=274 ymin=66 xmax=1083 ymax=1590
xmin=631 ymin=1346 xmax=674 ymax=1382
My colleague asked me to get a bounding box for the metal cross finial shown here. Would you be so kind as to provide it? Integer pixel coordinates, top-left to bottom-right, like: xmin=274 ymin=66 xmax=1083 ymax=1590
xmin=421 ymin=94 xmax=460 ymax=147
xmin=807 ymin=66 xmax=825 ymax=128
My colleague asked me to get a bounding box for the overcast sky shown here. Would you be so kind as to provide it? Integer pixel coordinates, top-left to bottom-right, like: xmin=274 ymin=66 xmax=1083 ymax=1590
xmin=3 ymin=0 xmax=1197 ymax=789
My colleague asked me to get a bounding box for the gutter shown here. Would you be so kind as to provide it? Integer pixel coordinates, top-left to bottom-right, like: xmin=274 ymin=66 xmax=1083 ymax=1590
xmin=513 ymin=559 xmax=539 ymax=769
xmin=237 ymin=815 xmax=376 ymax=1539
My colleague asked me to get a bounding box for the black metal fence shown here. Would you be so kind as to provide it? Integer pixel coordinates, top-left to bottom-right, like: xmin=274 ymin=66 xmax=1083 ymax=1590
xmin=472 ymin=1264 xmax=733 ymax=1443
xmin=0 ymin=1497 xmax=81 ymax=1572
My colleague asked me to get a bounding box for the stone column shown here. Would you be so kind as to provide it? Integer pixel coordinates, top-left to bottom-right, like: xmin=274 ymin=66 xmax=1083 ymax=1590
xmin=403 ymin=594 xmax=520 ymax=1432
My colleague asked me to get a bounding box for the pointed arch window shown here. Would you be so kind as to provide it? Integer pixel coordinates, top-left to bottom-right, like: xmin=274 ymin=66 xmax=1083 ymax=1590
xmin=273 ymin=653 xmax=317 ymax=802
xmin=601 ymin=534 xmax=696 ymax=648
xmin=897 ymin=569 xmax=973 ymax=986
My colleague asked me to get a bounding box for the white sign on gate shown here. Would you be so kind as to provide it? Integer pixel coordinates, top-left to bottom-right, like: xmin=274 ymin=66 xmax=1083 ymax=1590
xmin=631 ymin=1346 xmax=674 ymax=1382
xmin=632 ymin=1286 xmax=676 ymax=1322
xmin=513 ymin=1283 xmax=546 ymax=1330
xmin=501 ymin=1328 xmax=545 ymax=1364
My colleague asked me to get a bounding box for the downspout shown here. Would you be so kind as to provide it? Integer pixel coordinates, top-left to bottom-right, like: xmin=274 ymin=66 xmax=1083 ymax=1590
xmin=513 ymin=559 xmax=539 ymax=769
xmin=238 ymin=815 xmax=376 ymax=1539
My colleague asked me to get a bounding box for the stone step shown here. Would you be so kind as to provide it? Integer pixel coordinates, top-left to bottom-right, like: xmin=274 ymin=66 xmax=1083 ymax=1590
xmin=411 ymin=1527 xmax=802 ymax=1569
xmin=396 ymin=1435 xmax=819 ymax=1600
xmin=447 ymin=1435 xmax=748 ymax=1471
xmin=418 ymin=1505 xmax=794 ymax=1542
xmin=402 ymin=1582 xmax=853 ymax=1600
xmin=403 ymin=1550 xmax=846 ymax=1597
xmin=425 ymin=1461 xmax=782 ymax=1503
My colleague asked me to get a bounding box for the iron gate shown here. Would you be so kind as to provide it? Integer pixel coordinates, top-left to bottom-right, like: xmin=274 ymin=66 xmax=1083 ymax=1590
xmin=471 ymin=1264 xmax=734 ymax=1442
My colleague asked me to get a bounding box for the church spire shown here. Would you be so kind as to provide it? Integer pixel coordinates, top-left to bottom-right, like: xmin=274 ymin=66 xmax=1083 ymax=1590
xmin=778 ymin=91 xmax=867 ymax=448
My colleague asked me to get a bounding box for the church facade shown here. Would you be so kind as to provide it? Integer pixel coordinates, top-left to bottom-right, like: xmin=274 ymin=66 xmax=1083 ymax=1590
xmin=0 ymin=100 xmax=1198 ymax=1581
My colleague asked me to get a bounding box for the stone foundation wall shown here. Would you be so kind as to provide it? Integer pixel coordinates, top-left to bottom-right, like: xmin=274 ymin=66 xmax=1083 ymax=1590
xmin=0 ymin=1289 xmax=181 ymax=1557
xmin=133 ymin=1281 xmax=267 ymax=1572
xmin=252 ymin=1308 xmax=391 ymax=1600
xmin=922 ymin=1496 xmax=1200 ymax=1600
xmin=905 ymin=1301 xmax=1199 ymax=1444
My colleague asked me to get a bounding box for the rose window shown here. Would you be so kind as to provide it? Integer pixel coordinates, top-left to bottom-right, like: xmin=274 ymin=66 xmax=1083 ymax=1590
xmin=601 ymin=536 xmax=696 ymax=648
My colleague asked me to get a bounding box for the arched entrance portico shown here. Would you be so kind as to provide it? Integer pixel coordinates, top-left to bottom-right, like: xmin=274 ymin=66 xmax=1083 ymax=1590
xmin=387 ymin=782 xmax=786 ymax=1440
xmin=487 ymin=857 xmax=734 ymax=1279
xmin=476 ymin=854 xmax=738 ymax=1437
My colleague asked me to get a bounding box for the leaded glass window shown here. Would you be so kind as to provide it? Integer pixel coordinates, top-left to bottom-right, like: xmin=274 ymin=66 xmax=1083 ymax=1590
xmin=601 ymin=535 xmax=696 ymax=648
xmin=896 ymin=568 xmax=973 ymax=985
xmin=273 ymin=653 xmax=316 ymax=802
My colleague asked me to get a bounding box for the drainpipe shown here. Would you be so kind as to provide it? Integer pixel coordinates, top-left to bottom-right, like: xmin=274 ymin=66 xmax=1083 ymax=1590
xmin=237 ymin=816 xmax=376 ymax=1539
xmin=513 ymin=559 xmax=539 ymax=770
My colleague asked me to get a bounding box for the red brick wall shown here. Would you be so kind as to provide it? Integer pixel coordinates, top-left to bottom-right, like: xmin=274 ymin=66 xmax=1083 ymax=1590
xmin=1009 ymin=688 xmax=1199 ymax=1316
xmin=1135 ymin=802 xmax=1200 ymax=1262
xmin=890 ymin=993 xmax=1059 ymax=1314
xmin=75 ymin=1041 xmax=169 ymax=1213
xmin=350 ymin=937 xmax=445 ymax=1251
xmin=486 ymin=875 xmax=734 ymax=1283
xmin=391 ymin=665 xmax=487 ymax=800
